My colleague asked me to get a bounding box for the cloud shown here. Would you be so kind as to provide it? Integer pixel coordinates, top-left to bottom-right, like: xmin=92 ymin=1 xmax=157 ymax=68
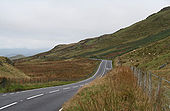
xmin=0 ymin=0 xmax=169 ymax=49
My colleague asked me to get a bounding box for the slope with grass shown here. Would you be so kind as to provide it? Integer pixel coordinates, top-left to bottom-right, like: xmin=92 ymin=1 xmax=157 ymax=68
xmin=0 ymin=56 xmax=29 ymax=79
xmin=63 ymin=67 xmax=154 ymax=111
xmin=116 ymin=36 xmax=170 ymax=81
xmin=14 ymin=58 xmax=99 ymax=81
xmin=18 ymin=6 xmax=170 ymax=62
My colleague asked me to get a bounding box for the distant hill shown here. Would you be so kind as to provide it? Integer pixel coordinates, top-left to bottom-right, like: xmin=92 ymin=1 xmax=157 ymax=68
xmin=0 ymin=56 xmax=29 ymax=78
xmin=9 ymin=55 xmax=25 ymax=60
xmin=0 ymin=48 xmax=49 ymax=57
xmin=18 ymin=6 xmax=170 ymax=62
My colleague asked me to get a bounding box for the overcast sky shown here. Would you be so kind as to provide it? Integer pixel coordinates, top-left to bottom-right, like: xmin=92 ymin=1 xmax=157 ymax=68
xmin=0 ymin=0 xmax=169 ymax=49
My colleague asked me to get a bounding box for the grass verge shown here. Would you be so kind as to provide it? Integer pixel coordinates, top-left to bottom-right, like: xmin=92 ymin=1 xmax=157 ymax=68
xmin=63 ymin=66 xmax=155 ymax=111
xmin=0 ymin=81 xmax=76 ymax=93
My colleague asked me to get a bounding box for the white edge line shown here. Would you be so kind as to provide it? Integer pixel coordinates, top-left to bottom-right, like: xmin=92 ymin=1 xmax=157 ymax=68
xmin=27 ymin=93 xmax=44 ymax=100
xmin=0 ymin=102 xmax=18 ymax=110
xmin=2 ymin=94 xmax=7 ymax=96
xmin=59 ymin=108 xmax=63 ymax=111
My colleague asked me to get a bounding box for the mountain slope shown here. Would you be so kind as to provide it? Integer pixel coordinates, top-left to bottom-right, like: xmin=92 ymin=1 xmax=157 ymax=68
xmin=9 ymin=55 xmax=25 ymax=60
xmin=0 ymin=56 xmax=29 ymax=78
xmin=18 ymin=6 xmax=170 ymax=62
xmin=116 ymin=36 xmax=170 ymax=80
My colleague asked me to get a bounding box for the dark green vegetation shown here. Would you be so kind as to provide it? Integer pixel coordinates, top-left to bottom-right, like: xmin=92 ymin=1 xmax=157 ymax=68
xmin=18 ymin=6 xmax=170 ymax=62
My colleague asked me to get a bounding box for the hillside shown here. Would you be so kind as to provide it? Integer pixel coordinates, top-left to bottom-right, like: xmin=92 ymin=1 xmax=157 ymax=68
xmin=14 ymin=58 xmax=99 ymax=81
xmin=0 ymin=56 xmax=29 ymax=78
xmin=115 ymin=36 xmax=170 ymax=81
xmin=18 ymin=6 xmax=170 ymax=62
xmin=63 ymin=67 xmax=154 ymax=111
xmin=9 ymin=55 xmax=25 ymax=60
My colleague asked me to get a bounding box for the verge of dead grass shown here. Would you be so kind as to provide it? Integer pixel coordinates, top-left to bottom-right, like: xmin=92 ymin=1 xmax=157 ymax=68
xmin=14 ymin=58 xmax=99 ymax=81
xmin=63 ymin=67 xmax=154 ymax=111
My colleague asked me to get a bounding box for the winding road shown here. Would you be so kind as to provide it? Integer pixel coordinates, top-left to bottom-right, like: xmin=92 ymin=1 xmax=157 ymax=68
xmin=0 ymin=60 xmax=112 ymax=111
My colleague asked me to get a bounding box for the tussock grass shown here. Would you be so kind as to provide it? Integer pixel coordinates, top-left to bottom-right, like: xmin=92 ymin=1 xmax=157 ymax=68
xmin=63 ymin=67 xmax=154 ymax=111
xmin=14 ymin=58 xmax=99 ymax=81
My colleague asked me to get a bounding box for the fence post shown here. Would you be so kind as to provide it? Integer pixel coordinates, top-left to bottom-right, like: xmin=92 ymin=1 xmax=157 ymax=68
xmin=148 ymin=72 xmax=152 ymax=101
xmin=137 ymin=69 xmax=141 ymax=86
xmin=134 ymin=67 xmax=137 ymax=77
xmin=139 ymin=70 xmax=143 ymax=87
xmin=154 ymin=77 xmax=162 ymax=111
xmin=143 ymin=71 xmax=147 ymax=92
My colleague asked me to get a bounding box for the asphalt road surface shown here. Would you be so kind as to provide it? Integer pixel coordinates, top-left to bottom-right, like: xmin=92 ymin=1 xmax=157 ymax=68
xmin=0 ymin=60 xmax=112 ymax=111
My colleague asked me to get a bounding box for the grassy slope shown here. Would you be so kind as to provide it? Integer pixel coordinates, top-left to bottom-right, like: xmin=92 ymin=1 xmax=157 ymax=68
xmin=14 ymin=58 xmax=99 ymax=81
xmin=1 ymin=58 xmax=99 ymax=93
xmin=116 ymin=36 xmax=170 ymax=81
xmin=0 ymin=56 xmax=29 ymax=78
xmin=19 ymin=6 xmax=170 ymax=61
xmin=63 ymin=67 xmax=155 ymax=111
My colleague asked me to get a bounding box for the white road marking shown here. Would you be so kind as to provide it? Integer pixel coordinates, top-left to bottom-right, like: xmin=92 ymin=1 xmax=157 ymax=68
xmin=49 ymin=89 xmax=60 ymax=94
xmin=80 ymin=85 xmax=84 ymax=87
xmin=10 ymin=93 xmax=14 ymax=95
xmin=20 ymin=100 xmax=23 ymax=102
xmin=0 ymin=102 xmax=18 ymax=110
xmin=21 ymin=91 xmax=27 ymax=93
xmin=63 ymin=87 xmax=70 ymax=90
xmin=73 ymin=86 xmax=78 ymax=88
xmin=27 ymin=93 xmax=44 ymax=100
xmin=59 ymin=108 xmax=63 ymax=111
xmin=2 ymin=94 xmax=7 ymax=96
xmin=101 ymin=61 xmax=107 ymax=77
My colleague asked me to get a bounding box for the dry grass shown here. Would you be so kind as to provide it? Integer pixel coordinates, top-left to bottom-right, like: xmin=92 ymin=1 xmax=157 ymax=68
xmin=0 ymin=56 xmax=29 ymax=79
xmin=14 ymin=58 xmax=99 ymax=81
xmin=63 ymin=67 xmax=154 ymax=111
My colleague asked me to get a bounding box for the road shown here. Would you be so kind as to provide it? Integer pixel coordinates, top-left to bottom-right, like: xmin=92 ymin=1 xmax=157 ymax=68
xmin=0 ymin=60 xmax=112 ymax=111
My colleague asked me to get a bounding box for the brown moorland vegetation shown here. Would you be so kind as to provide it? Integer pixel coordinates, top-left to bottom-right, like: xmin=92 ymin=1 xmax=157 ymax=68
xmin=63 ymin=67 xmax=156 ymax=111
xmin=14 ymin=58 xmax=99 ymax=81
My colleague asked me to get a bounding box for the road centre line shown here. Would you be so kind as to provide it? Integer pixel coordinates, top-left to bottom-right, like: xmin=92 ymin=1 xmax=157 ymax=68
xmin=63 ymin=87 xmax=70 ymax=90
xmin=27 ymin=93 xmax=44 ymax=100
xmin=49 ymin=90 xmax=60 ymax=94
xmin=0 ymin=102 xmax=18 ymax=110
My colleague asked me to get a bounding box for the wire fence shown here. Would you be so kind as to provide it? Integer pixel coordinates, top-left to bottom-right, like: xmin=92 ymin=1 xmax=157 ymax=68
xmin=130 ymin=66 xmax=170 ymax=111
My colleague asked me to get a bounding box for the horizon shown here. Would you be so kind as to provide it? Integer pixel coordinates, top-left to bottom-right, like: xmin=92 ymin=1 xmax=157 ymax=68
xmin=0 ymin=0 xmax=169 ymax=50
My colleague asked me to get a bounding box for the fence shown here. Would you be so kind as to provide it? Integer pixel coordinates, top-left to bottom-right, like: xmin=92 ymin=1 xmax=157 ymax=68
xmin=130 ymin=66 xmax=170 ymax=111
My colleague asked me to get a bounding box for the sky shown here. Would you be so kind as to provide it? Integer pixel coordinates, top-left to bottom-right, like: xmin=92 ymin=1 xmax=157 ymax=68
xmin=0 ymin=0 xmax=169 ymax=50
